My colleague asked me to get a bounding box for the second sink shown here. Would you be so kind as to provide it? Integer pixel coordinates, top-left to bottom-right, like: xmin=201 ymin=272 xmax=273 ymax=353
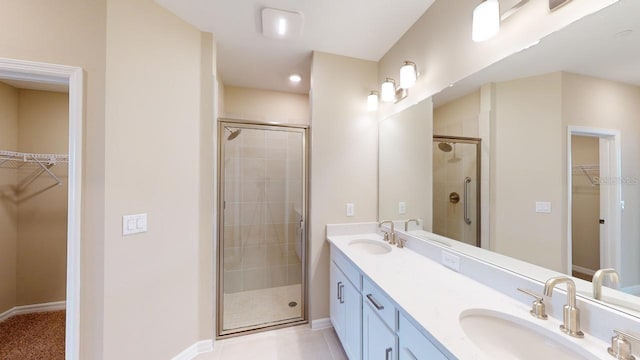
xmin=348 ymin=239 xmax=392 ymax=255
xmin=459 ymin=309 xmax=599 ymax=360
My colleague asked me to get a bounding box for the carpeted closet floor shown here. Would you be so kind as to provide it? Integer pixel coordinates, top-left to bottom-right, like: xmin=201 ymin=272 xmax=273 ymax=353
xmin=0 ymin=311 xmax=65 ymax=360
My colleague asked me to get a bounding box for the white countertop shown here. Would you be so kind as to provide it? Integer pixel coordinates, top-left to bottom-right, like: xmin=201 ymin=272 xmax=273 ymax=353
xmin=327 ymin=232 xmax=611 ymax=359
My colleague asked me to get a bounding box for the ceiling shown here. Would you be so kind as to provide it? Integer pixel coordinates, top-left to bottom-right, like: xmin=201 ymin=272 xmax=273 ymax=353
xmin=155 ymin=0 xmax=437 ymax=94
xmin=434 ymin=0 xmax=639 ymax=106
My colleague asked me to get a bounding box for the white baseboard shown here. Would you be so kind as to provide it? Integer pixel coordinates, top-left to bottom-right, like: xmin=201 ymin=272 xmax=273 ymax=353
xmin=310 ymin=318 xmax=332 ymax=330
xmin=171 ymin=340 xmax=214 ymax=360
xmin=0 ymin=300 xmax=66 ymax=323
xmin=622 ymin=284 xmax=640 ymax=296
xmin=572 ymin=265 xmax=596 ymax=277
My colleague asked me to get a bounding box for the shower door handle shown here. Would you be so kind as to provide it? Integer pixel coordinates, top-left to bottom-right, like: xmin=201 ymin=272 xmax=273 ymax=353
xmin=464 ymin=177 xmax=472 ymax=225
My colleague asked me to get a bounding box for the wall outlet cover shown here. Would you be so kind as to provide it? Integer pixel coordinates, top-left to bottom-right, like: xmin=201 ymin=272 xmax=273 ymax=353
xmin=442 ymin=251 xmax=460 ymax=272
xmin=346 ymin=203 xmax=355 ymax=217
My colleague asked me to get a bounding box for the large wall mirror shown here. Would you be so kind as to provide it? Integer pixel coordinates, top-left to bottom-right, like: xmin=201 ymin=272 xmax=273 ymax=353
xmin=378 ymin=0 xmax=640 ymax=317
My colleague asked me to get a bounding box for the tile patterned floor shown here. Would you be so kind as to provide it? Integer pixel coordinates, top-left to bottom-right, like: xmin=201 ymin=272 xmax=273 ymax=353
xmin=195 ymin=325 xmax=347 ymax=360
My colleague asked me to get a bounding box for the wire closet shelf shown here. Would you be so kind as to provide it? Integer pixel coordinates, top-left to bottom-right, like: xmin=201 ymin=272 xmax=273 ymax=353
xmin=0 ymin=150 xmax=68 ymax=192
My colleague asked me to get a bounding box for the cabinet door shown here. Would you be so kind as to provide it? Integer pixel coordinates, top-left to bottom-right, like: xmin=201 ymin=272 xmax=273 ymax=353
xmin=398 ymin=314 xmax=448 ymax=360
xmin=343 ymin=278 xmax=362 ymax=360
xmin=330 ymin=261 xmax=346 ymax=342
xmin=363 ymin=302 xmax=396 ymax=360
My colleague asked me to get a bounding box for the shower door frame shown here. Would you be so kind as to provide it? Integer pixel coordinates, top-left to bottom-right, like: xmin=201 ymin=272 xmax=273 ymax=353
xmin=433 ymin=135 xmax=482 ymax=247
xmin=216 ymin=119 xmax=309 ymax=338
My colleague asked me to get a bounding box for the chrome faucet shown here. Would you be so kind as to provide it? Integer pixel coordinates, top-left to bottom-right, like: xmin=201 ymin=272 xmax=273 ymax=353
xmin=593 ymin=268 xmax=620 ymax=300
xmin=544 ymin=276 xmax=584 ymax=338
xmin=404 ymin=218 xmax=419 ymax=231
xmin=378 ymin=220 xmax=397 ymax=245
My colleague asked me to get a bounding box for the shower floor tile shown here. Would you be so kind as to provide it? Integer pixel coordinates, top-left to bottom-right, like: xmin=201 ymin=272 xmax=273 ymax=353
xmin=223 ymin=284 xmax=302 ymax=330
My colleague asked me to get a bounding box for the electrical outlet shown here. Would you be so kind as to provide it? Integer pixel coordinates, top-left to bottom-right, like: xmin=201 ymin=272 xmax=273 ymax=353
xmin=535 ymin=201 xmax=551 ymax=213
xmin=398 ymin=201 xmax=406 ymax=215
xmin=346 ymin=203 xmax=354 ymax=217
xmin=442 ymin=251 xmax=460 ymax=272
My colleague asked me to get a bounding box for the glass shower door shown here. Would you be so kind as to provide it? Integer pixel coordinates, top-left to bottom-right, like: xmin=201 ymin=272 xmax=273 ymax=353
xmin=218 ymin=121 xmax=307 ymax=336
xmin=432 ymin=137 xmax=481 ymax=247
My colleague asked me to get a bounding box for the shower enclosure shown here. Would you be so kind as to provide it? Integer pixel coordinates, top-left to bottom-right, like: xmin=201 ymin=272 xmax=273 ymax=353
xmin=217 ymin=120 xmax=307 ymax=337
xmin=432 ymin=136 xmax=481 ymax=247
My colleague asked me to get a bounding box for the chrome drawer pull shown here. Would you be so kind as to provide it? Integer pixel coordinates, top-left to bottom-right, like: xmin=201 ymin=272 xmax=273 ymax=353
xmin=366 ymin=294 xmax=384 ymax=310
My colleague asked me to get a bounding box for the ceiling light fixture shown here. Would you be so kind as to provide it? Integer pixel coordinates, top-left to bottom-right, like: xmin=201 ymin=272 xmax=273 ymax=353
xmin=399 ymin=61 xmax=418 ymax=89
xmin=278 ymin=18 xmax=287 ymax=36
xmin=289 ymin=74 xmax=302 ymax=83
xmin=262 ymin=8 xmax=303 ymax=40
xmin=367 ymin=91 xmax=379 ymax=111
xmin=472 ymin=0 xmax=500 ymax=42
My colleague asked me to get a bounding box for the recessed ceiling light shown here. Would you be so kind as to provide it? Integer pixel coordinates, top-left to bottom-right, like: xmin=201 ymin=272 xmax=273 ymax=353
xmin=289 ymin=74 xmax=302 ymax=83
xmin=262 ymin=8 xmax=303 ymax=40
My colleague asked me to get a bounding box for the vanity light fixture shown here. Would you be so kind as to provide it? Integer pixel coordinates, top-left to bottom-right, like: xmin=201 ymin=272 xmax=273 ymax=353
xmin=472 ymin=0 xmax=500 ymax=42
xmin=399 ymin=61 xmax=418 ymax=89
xmin=367 ymin=91 xmax=379 ymax=111
xmin=381 ymin=78 xmax=396 ymax=103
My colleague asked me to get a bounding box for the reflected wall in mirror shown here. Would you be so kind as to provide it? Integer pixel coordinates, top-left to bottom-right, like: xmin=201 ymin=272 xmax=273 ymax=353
xmin=378 ymin=0 xmax=640 ymax=316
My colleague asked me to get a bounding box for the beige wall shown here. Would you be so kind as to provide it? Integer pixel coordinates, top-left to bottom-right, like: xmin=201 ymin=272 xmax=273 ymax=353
xmin=571 ymin=135 xmax=600 ymax=272
xmin=0 ymin=1 xmax=107 ymax=357
xmin=434 ymin=90 xmax=480 ymax=137
xmin=379 ymin=98 xmax=433 ymax=228
xmin=378 ymin=0 xmax=616 ymax=118
xmin=104 ymin=0 xmax=213 ymax=358
xmin=493 ymin=72 xmax=564 ymax=271
xmin=223 ymin=86 xmax=310 ymax=124
xmin=562 ymin=73 xmax=640 ymax=287
xmin=309 ymin=52 xmax=378 ymax=321
xmin=16 ymin=90 xmax=69 ymax=306
xmin=0 ymin=82 xmax=19 ymax=314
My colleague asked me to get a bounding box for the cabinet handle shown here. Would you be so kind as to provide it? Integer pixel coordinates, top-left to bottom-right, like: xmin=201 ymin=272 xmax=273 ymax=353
xmin=366 ymin=294 xmax=384 ymax=310
xmin=385 ymin=347 xmax=393 ymax=360
xmin=337 ymin=281 xmax=342 ymax=301
xmin=339 ymin=283 xmax=345 ymax=304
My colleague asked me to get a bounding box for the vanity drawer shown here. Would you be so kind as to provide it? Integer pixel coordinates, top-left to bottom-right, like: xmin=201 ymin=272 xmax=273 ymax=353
xmin=331 ymin=245 xmax=362 ymax=290
xmin=398 ymin=313 xmax=447 ymax=360
xmin=362 ymin=277 xmax=396 ymax=330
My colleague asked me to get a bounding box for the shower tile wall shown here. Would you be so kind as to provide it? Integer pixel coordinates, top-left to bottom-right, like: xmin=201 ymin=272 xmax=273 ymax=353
xmin=223 ymin=129 xmax=302 ymax=294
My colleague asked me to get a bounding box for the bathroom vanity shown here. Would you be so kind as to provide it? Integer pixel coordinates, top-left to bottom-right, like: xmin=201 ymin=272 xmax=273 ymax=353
xmin=327 ymin=223 xmax=638 ymax=359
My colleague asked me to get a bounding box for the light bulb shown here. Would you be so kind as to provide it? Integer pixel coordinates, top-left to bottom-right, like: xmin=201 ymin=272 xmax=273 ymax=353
xmin=381 ymin=78 xmax=396 ymax=103
xmin=472 ymin=0 xmax=500 ymax=42
xmin=399 ymin=61 xmax=417 ymax=89
xmin=367 ymin=91 xmax=379 ymax=111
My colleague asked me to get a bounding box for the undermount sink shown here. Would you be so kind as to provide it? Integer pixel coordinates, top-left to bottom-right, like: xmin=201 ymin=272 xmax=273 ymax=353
xmin=348 ymin=239 xmax=392 ymax=255
xmin=459 ymin=309 xmax=599 ymax=360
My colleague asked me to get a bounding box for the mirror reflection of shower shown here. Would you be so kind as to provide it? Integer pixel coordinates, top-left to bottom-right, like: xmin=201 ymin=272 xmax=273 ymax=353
xmin=225 ymin=127 xmax=242 ymax=141
xmin=432 ymin=136 xmax=481 ymax=247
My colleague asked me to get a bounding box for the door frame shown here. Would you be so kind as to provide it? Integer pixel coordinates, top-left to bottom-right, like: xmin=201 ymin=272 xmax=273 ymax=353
xmin=567 ymin=126 xmax=621 ymax=276
xmin=215 ymin=119 xmax=309 ymax=338
xmin=0 ymin=57 xmax=83 ymax=360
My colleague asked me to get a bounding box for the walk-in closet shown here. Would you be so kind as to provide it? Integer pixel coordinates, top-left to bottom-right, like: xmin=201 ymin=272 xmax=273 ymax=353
xmin=0 ymin=80 xmax=69 ymax=360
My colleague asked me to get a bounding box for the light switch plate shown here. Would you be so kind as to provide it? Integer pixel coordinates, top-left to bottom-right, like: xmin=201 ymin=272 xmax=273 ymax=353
xmin=123 ymin=213 xmax=148 ymax=235
xmin=442 ymin=251 xmax=460 ymax=272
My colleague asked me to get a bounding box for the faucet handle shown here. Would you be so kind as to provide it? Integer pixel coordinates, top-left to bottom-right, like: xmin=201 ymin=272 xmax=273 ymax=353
xmin=381 ymin=231 xmax=390 ymax=242
xmin=608 ymin=330 xmax=640 ymax=360
xmin=517 ymin=288 xmax=548 ymax=320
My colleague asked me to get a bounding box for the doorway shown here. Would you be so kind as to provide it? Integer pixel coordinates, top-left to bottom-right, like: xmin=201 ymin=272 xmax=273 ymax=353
xmin=567 ymin=126 xmax=622 ymax=281
xmin=0 ymin=58 xmax=83 ymax=359
xmin=432 ymin=136 xmax=481 ymax=247
xmin=217 ymin=120 xmax=308 ymax=337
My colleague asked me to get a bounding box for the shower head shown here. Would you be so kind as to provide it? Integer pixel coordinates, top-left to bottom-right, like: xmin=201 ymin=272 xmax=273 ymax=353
xmin=225 ymin=128 xmax=242 ymax=141
xmin=438 ymin=142 xmax=453 ymax=152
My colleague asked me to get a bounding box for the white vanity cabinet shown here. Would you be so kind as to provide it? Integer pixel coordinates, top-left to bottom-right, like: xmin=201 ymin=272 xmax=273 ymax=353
xmin=398 ymin=313 xmax=448 ymax=360
xmin=363 ymin=301 xmax=397 ymax=360
xmin=330 ymin=253 xmax=362 ymax=360
xmin=330 ymin=245 xmax=450 ymax=360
